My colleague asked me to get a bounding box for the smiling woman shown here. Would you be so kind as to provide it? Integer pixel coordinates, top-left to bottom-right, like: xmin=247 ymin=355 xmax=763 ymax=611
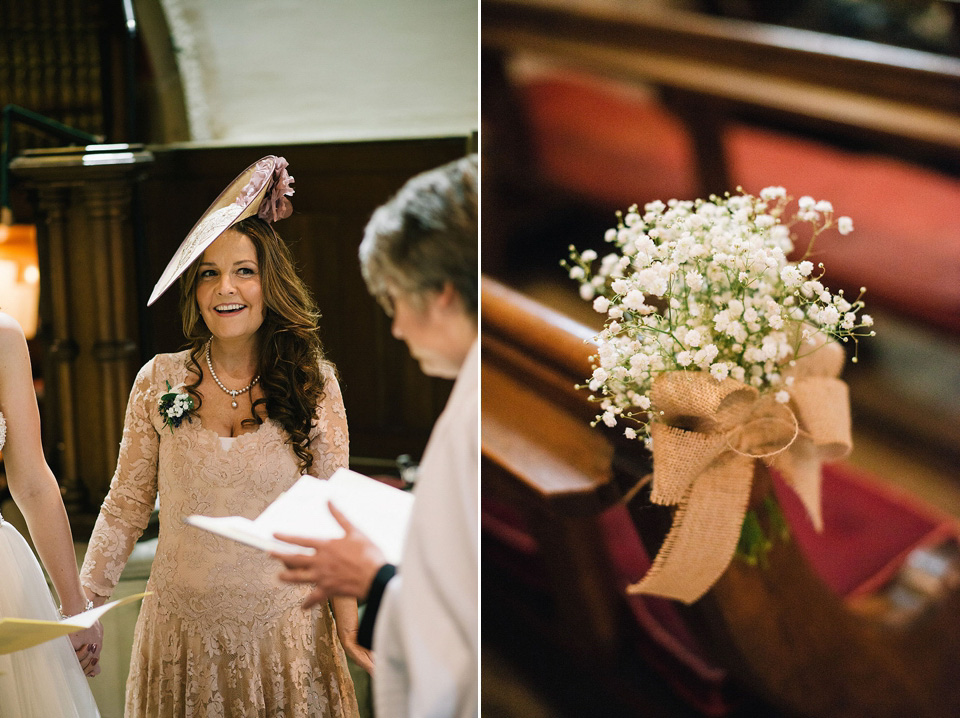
xmin=78 ymin=156 xmax=367 ymax=718
xmin=193 ymin=230 xmax=265 ymax=345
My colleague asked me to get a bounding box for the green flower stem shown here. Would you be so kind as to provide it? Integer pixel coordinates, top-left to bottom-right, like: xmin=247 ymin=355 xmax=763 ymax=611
xmin=735 ymin=494 xmax=791 ymax=568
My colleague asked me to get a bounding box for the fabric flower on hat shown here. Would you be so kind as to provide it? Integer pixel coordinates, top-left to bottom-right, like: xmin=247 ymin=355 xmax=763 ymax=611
xmin=235 ymin=156 xmax=295 ymax=223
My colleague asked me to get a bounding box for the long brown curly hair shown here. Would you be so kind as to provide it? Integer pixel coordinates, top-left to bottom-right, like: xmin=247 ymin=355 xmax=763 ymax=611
xmin=177 ymin=217 xmax=333 ymax=474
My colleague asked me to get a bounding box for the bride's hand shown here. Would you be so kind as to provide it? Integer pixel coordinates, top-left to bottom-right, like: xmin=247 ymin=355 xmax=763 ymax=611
xmin=70 ymin=621 xmax=103 ymax=677
xmin=338 ymin=624 xmax=374 ymax=675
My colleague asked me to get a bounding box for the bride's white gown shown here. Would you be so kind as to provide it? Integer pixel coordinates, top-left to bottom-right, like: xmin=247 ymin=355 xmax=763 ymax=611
xmin=0 ymin=411 xmax=100 ymax=717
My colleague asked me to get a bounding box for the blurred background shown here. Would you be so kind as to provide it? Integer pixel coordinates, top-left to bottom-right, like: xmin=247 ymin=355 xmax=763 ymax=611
xmin=481 ymin=0 xmax=960 ymax=715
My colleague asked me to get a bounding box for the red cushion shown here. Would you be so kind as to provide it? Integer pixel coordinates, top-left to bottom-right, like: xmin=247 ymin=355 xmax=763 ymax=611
xmin=727 ymin=125 xmax=960 ymax=333
xmin=515 ymin=70 xmax=960 ymax=332
xmin=480 ymin=495 xmax=546 ymax=590
xmin=520 ymin=71 xmax=697 ymax=208
xmin=773 ymin=462 xmax=959 ymax=598
xmin=597 ymin=505 xmax=735 ymax=716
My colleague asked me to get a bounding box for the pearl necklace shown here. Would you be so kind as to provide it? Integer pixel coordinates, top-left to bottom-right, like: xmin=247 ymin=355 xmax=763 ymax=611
xmin=205 ymin=338 xmax=260 ymax=409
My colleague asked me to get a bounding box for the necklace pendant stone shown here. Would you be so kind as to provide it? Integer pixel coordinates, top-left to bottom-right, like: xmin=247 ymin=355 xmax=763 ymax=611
xmin=231 ymin=400 xmax=238 ymax=408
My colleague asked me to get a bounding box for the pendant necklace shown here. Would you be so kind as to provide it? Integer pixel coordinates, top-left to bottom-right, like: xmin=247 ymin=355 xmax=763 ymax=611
xmin=205 ymin=337 xmax=260 ymax=408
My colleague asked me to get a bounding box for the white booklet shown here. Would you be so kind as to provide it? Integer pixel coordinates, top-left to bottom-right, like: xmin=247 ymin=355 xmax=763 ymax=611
xmin=185 ymin=468 xmax=414 ymax=564
xmin=0 ymin=592 xmax=150 ymax=655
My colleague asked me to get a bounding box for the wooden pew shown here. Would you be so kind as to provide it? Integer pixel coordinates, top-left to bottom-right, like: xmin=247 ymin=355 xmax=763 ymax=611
xmin=481 ymin=0 xmax=960 ymax=332
xmin=481 ymin=275 xmax=960 ymax=717
xmin=482 ymin=0 xmax=960 ymax=193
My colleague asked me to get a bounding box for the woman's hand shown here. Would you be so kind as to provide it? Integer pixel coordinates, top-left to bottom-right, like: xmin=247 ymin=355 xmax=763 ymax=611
xmin=272 ymin=501 xmax=386 ymax=607
xmin=69 ymin=621 xmax=103 ymax=677
xmin=338 ymin=623 xmax=374 ymax=674
xmin=330 ymin=595 xmax=374 ymax=674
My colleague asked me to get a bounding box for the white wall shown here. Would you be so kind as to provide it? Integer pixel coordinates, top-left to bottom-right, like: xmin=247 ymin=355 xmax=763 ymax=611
xmin=158 ymin=0 xmax=477 ymax=144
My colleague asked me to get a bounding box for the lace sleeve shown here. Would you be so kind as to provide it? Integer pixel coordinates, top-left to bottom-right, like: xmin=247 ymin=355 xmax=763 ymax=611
xmin=309 ymin=364 xmax=349 ymax=479
xmin=80 ymin=359 xmax=160 ymax=598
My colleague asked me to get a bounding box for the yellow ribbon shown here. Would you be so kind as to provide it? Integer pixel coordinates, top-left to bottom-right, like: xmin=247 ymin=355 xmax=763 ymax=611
xmin=627 ymin=340 xmax=852 ymax=604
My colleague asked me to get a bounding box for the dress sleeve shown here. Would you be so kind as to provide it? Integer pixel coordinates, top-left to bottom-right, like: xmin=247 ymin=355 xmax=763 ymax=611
xmin=308 ymin=364 xmax=349 ymax=479
xmin=80 ymin=359 xmax=160 ymax=598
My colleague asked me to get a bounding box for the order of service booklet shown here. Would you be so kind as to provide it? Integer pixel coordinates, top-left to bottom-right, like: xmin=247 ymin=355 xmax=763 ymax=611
xmin=0 ymin=592 xmax=150 ymax=655
xmin=184 ymin=467 xmax=414 ymax=564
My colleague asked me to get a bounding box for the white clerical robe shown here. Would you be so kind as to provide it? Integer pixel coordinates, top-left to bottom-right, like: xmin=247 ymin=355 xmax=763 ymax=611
xmin=373 ymin=340 xmax=479 ymax=718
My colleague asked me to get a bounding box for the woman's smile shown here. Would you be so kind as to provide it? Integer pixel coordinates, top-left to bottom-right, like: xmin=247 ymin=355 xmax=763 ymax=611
xmin=214 ymin=302 xmax=247 ymax=316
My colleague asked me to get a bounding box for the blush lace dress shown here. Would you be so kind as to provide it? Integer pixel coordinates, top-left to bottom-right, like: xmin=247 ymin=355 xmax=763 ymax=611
xmin=0 ymin=410 xmax=101 ymax=717
xmin=79 ymin=352 xmax=360 ymax=717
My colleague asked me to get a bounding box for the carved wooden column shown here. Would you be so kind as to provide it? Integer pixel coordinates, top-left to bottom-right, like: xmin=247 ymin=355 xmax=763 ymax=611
xmin=10 ymin=145 xmax=153 ymax=534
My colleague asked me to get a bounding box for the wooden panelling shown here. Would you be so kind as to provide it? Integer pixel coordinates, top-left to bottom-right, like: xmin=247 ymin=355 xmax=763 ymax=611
xmin=11 ymin=148 xmax=154 ymax=532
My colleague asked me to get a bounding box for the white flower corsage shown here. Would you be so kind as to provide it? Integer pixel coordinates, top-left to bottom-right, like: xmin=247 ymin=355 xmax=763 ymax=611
xmin=158 ymin=381 xmax=195 ymax=433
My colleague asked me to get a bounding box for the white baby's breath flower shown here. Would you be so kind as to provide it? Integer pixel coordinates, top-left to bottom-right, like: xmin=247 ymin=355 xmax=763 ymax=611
xmin=780 ymin=266 xmax=802 ymax=287
xmin=566 ymin=188 xmax=869 ymax=446
xmin=694 ymin=344 xmax=719 ymax=368
xmin=611 ymin=278 xmax=630 ymax=295
xmin=709 ymin=362 xmax=729 ymax=381
xmin=819 ymin=306 xmax=840 ymax=326
xmin=685 ymin=270 xmax=704 ymax=291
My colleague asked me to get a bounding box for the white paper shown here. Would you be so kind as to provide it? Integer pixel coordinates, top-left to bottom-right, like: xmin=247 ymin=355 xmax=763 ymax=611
xmin=185 ymin=468 xmax=414 ymax=564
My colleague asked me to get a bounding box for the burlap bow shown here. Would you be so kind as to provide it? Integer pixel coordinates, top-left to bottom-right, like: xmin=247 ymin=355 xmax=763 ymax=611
xmin=627 ymin=340 xmax=852 ymax=604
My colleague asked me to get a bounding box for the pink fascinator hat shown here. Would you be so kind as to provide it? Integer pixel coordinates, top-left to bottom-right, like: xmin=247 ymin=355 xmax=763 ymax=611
xmin=147 ymin=155 xmax=295 ymax=306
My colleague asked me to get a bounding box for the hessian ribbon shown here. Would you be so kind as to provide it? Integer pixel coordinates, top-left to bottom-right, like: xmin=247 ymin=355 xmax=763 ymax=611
xmin=627 ymin=339 xmax=852 ymax=604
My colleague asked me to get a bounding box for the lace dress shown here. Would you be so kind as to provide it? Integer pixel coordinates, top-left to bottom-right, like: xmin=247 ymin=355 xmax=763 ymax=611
xmin=0 ymin=410 xmax=101 ymax=717
xmin=80 ymin=352 xmax=360 ymax=718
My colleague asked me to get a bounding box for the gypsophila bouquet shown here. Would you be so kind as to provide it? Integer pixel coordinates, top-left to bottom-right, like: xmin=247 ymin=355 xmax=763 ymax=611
xmin=564 ymin=187 xmax=874 ymax=449
xmin=158 ymin=381 xmax=194 ymax=433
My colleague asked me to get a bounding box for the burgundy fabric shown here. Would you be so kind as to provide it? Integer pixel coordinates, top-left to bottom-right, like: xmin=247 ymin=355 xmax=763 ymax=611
xmin=520 ymin=71 xmax=698 ymax=208
xmin=726 ymin=126 xmax=960 ymax=334
xmin=514 ymin=70 xmax=960 ymax=333
xmin=481 ymin=495 xmax=546 ymax=590
xmin=481 ymin=452 xmax=957 ymax=716
xmin=773 ymin=462 xmax=960 ymax=598
xmin=480 ymin=495 xmax=540 ymax=557
xmin=597 ymin=505 xmax=735 ymax=717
